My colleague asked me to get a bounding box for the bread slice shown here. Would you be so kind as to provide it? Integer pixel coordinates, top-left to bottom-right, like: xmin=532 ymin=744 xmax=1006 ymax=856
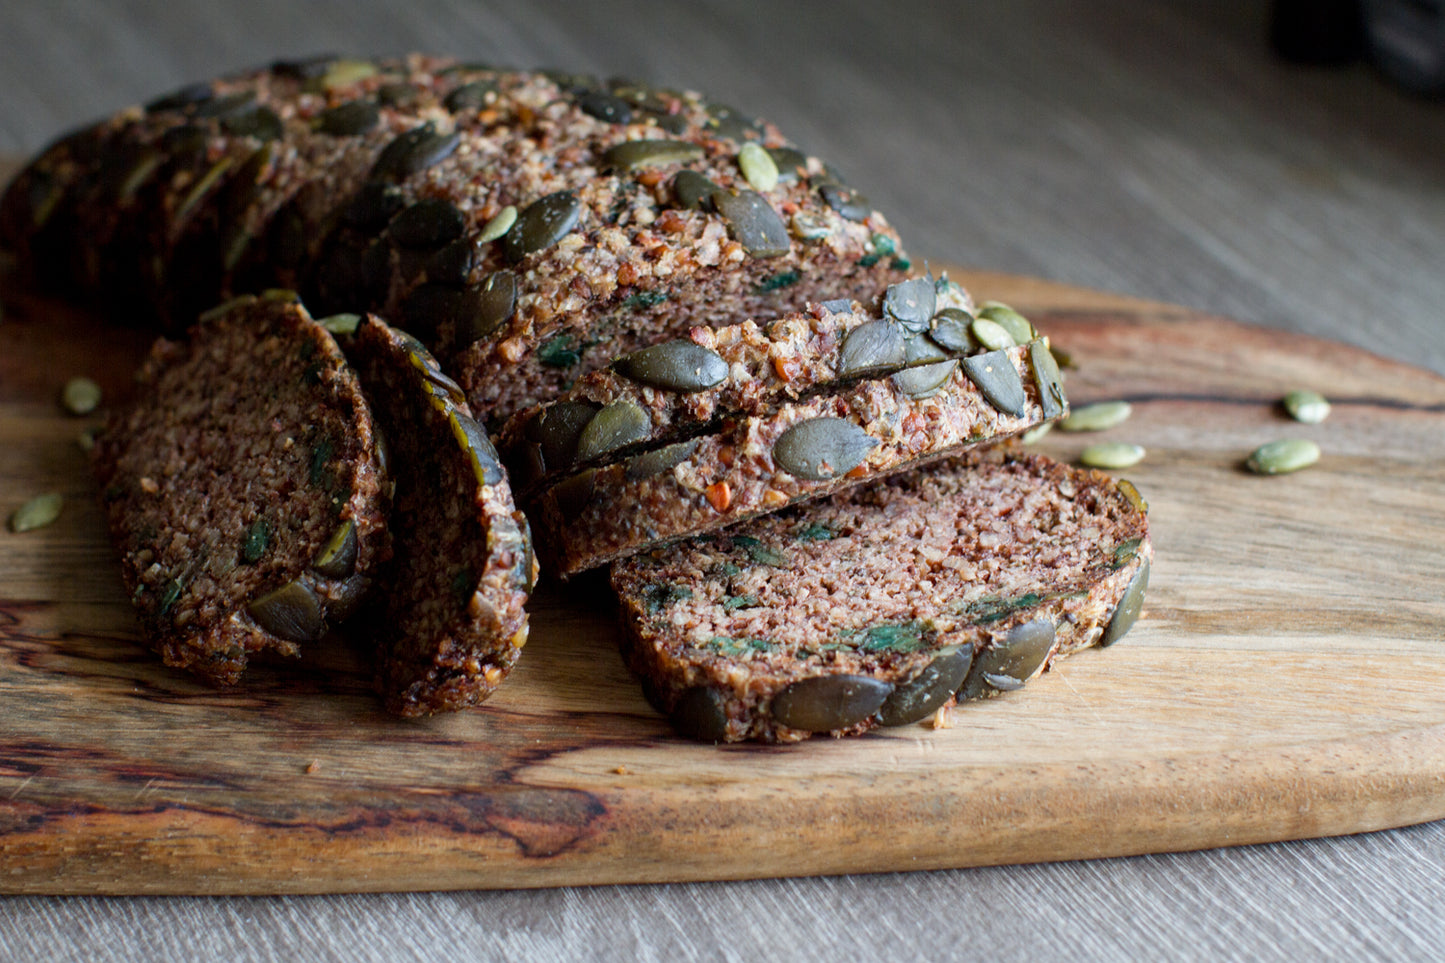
xmin=611 ymin=449 xmax=1151 ymax=743
xmin=338 ymin=314 xmax=535 ymax=715
xmin=90 ymin=293 xmax=390 ymax=684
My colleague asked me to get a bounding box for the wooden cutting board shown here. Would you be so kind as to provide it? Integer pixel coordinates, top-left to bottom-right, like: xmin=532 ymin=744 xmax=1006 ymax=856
xmin=2 ymin=254 xmax=1443 ymax=895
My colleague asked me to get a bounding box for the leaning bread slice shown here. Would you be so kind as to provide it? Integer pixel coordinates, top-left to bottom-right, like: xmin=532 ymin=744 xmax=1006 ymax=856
xmin=337 ymin=314 xmax=535 ymax=716
xmin=90 ymin=293 xmax=390 ymax=685
xmin=611 ymin=449 xmax=1152 ymax=743
xmin=528 ymin=337 xmax=1061 ymax=577
xmin=498 ymin=275 xmax=1047 ymax=496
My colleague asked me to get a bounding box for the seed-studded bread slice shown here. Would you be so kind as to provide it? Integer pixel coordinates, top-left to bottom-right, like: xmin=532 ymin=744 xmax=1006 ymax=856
xmin=528 ymin=333 xmax=1064 ymax=576
xmin=0 ymin=54 xmax=910 ymax=423
xmin=499 ymin=274 xmax=1041 ymax=495
xmin=90 ymin=294 xmax=390 ymax=685
xmin=611 ymin=449 xmax=1152 ymax=743
xmin=338 ymin=315 xmax=535 ymax=716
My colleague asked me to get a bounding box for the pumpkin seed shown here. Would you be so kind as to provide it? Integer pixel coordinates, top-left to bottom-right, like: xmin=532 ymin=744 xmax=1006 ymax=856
xmin=271 ymin=55 xmax=334 ymax=81
xmin=1080 ymin=441 xmax=1146 ymax=469
xmin=789 ymin=212 xmax=832 ymax=240
xmin=426 ymin=238 xmax=475 ymax=284
xmin=318 ymin=313 xmax=362 ymax=336
xmin=60 ymin=376 xmax=101 ymax=415
xmin=1019 ymin=423 xmax=1053 ymax=445
xmin=766 ymin=146 xmax=809 ymax=184
xmin=977 ymin=301 xmax=1035 ymax=343
xmin=371 ymin=124 xmax=461 ymax=181
xmin=248 ymin=580 xmax=325 ymax=642
xmin=505 ymin=190 xmax=582 ymax=262
xmin=8 ymin=493 xmax=63 ymax=533
xmin=110 ymin=147 xmax=164 ymax=202
xmin=882 ymin=277 xmax=937 ymax=334
xmin=312 ymin=519 xmax=358 ymax=578
xmin=376 ymin=81 xmax=416 ymax=107
xmin=705 ymin=102 xmax=762 ymax=142
xmin=221 ymin=105 xmax=284 ymax=141
xmin=1246 ymin=438 xmax=1320 ymax=475
xmin=1060 ymin=400 xmax=1131 ymax=432
xmin=625 ymin=439 xmax=700 ymax=481
xmin=602 ymin=139 xmax=705 ymax=171
xmin=318 ymin=99 xmax=380 ymax=136
xmin=389 ymin=199 xmax=466 ymax=249
xmin=892 ymin=336 xmax=957 ymax=399
xmin=737 ymin=142 xmax=779 ymax=192
xmin=342 ymin=182 xmax=405 ymax=228
xmin=576 ymin=90 xmax=632 ymax=124
xmin=477 ymin=205 xmax=517 ymax=243
xmin=1117 ymin=478 xmax=1148 ymax=514
xmin=575 ymin=399 xmax=651 ymax=462
xmin=838 ymin=319 xmax=906 ymax=378
xmin=1029 ymin=340 xmax=1067 ymax=419
xmin=1283 ymin=389 xmax=1331 ymax=424
xmin=175 ymin=157 xmax=233 ymax=226
xmin=928 ymin=307 xmax=977 ymax=354
xmin=876 ymin=645 xmax=974 ymax=727
xmin=671 ymin=686 xmax=730 ymax=742
xmin=613 ymin=340 xmax=728 ymax=392
xmin=711 ymin=189 xmax=790 ymax=258
xmin=195 ymin=90 xmax=256 ymax=120
xmin=320 ymin=59 xmax=379 ymax=90
xmin=444 ymin=80 xmax=497 ymax=112
xmin=1101 ymin=560 xmax=1150 ymax=646
xmin=527 ymin=400 xmax=602 ymax=472
xmin=468 ymin=270 xmax=518 ymax=343
xmin=772 ymin=674 xmax=893 ymax=732
xmin=145 ymin=82 xmax=214 ymax=114
xmin=451 ymin=410 xmax=505 ymax=485
xmin=959 ymin=618 xmax=1055 ymax=700
xmin=671 ymin=170 xmax=719 ymax=211
xmin=819 ymin=298 xmax=854 ymax=315
xmin=552 ymin=468 xmax=597 ymax=522
xmin=240 ymin=517 xmax=272 ymax=564
xmin=772 ymin=416 xmax=877 ymax=481
xmin=962 ymin=350 xmax=1028 ymax=417
xmin=970 ymin=317 xmax=1015 ymax=351
xmin=818 ymin=182 xmax=870 ymax=221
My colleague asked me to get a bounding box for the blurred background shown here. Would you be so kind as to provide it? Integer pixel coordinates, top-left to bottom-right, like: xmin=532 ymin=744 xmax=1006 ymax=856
xmin=2 ymin=0 xmax=1442 ymax=374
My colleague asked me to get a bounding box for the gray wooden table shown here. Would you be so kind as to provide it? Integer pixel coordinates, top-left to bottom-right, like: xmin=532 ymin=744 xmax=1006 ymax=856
xmin=2 ymin=0 xmax=1444 ymax=959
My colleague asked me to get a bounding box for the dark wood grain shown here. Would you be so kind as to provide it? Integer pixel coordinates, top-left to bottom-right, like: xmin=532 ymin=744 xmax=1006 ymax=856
xmin=3 ymin=261 xmax=1444 ymax=895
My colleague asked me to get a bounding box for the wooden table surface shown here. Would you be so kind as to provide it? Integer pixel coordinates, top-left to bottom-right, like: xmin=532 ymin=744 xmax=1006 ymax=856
xmin=2 ymin=0 xmax=1443 ymax=959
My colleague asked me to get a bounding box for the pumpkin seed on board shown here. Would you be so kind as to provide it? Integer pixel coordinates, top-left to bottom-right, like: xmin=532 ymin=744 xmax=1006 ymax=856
xmin=1059 ymin=400 xmax=1131 ymax=432
xmin=1019 ymin=422 xmax=1053 ymax=445
xmin=1080 ymin=441 xmax=1145 ymax=469
xmin=1246 ymin=438 xmax=1320 ymax=475
xmin=1283 ymin=389 xmax=1331 ymax=424
xmin=8 ymin=493 xmax=63 ymax=533
xmin=60 ymin=376 xmax=101 ymax=415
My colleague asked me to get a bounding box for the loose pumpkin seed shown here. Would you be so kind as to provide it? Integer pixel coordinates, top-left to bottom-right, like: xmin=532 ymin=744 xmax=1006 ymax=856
xmin=613 ymin=340 xmax=729 ymax=392
xmin=476 ymin=205 xmax=517 ymax=243
xmin=1059 ymin=400 xmax=1131 ymax=432
xmin=60 ymin=376 xmax=101 ymax=415
xmin=772 ymin=416 xmax=877 ymax=480
xmin=1283 ymin=389 xmax=1330 ymax=424
xmin=970 ymin=317 xmax=1015 ymax=351
xmin=1080 ymin=441 xmax=1146 ymax=469
xmin=1246 ymin=438 xmax=1320 ymax=475
xmin=1019 ymin=422 xmax=1053 ymax=445
xmin=772 ymin=674 xmax=893 ymax=732
xmin=737 ymin=142 xmax=779 ymax=192
xmin=8 ymin=493 xmax=63 ymax=533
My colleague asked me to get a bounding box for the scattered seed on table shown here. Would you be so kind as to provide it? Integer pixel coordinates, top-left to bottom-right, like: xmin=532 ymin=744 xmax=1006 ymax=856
xmin=9 ymin=492 xmax=63 ymax=533
xmin=1019 ymin=423 xmax=1053 ymax=445
xmin=1080 ymin=441 xmax=1145 ymax=469
xmin=1283 ymin=389 xmax=1330 ymax=424
xmin=1247 ymin=438 xmax=1320 ymax=475
xmin=61 ymin=376 xmax=102 ymax=415
xmin=1060 ymin=400 xmax=1131 ymax=432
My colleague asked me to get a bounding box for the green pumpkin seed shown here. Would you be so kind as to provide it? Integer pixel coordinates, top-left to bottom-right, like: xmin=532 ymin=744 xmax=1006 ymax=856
xmin=272 ymin=55 xmax=334 ymax=81
xmin=111 ymin=148 xmax=164 ymax=202
xmin=576 ymin=90 xmax=632 ymax=124
xmin=883 ymin=278 xmax=937 ymax=334
xmin=444 ymin=80 xmax=497 ymax=112
xmin=670 ymin=686 xmax=730 ymax=742
xmin=1018 ymin=423 xmax=1053 ymax=445
xmin=247 ymin=580 xmax=325 ymax=642
xmin=426 ymin=238 xmax=475 ymax=284
xmin=977 ymin=301 xmax=1035 ymax=343
xmin=221 ymin=105 xmax=284 ymax=141
xmin=1246 ymin=438 xmax=1320 ymax=475
xmin=970 ymin=317 xmax=1016 ymax=351
xmin=195 ymin=90 xmax=256 ymax=120
xmin=450 ymin=410 xmax=505 ymax=486
xmin=1080 ymin=441 xmax=1146 ymax=469
xmin=1060 ymin=400 xmax=1131 ymax=432
xmin=312 ymin=519 xmax=358 ymax=578
xmin=672 ymin=170 xmax=720 ymax=211
xmin=613 ymin=340 xmax=729 ymax=392
xmin=838 ymin=319 xmax=906 ymax=379
xmin=892 ymin=335 xmax=957 ymax=399
xmin=477 ymin=205 xmax=517 ymax=243
xmin=343 ymin=182 xmax=406 ymax=228
xmin=602 ymin=139 xmax=705 ymax=171
xmin=928 ymin=307 xmax=977 ymax=354
xmin=505 ymin=190 xmax=582 ymax=262
xmin=711 ymin=189 xmax=790 ymax=258
xmin=962 ymin=350 xmax=1028 ymax=417
xmin=175 ymin=157 xmax=234 ymax=225
xmin=625 ymin=439 xmax=700 ymax=481
xmin=469 ymin=270 xmax=518 ymax=343
xmin=876 ymin=645 xmax=974 ymax=727
xmin=526 ymin=400 xmax=601 ymax=472
xmin=1101 ymin=560 xmax=1150 ymax=646
xmin=1029 ymin=340 xmax=1067 ymax=419
xmin=772 ymin=416 xmax=878 ymax=481
xmin=737 ymin=142 xmax=779 ymax=192
xmin=575 ymin=399 xmax=651 ymax=463
xmin=318 ymin=99 xmax=380 ymax=137
xmin=818 ymin=182 xmax=870 ymax=221
xmin=371 ymin=124 xmax=461 ymax=181
xmin=145 ymin=82 xmax=214 ymax=113
xmin=1283 ymin=389 xmax=1331 ymax=424
xmin=389 ymin=199 xmax=466 ymax=249
xmin=959 ymin=618 xmax=1055 ymax=700
xmin=1117 ymin=478 xmax=1148 ymax=514
xmin=552 ymin=468 xmax=597 ymax=522
xmin=318 ymin=313 xmax=361 ymax=336
xmin=788 ymin=212 xmax=832 ymax=240
xmin=240 ymin=517 xmax=272 ymax=564
xmin=60 ymin=376 xmax=101 ymax=415
xmin=320 ymin=59 xmax=379 ymax=90
xmin=8 ymin=493 xmax=63 ymax=533
xmin=766 ymin=146 xmax=809 ymax=183
xmin=772 ymin=674 xmax=893 ymax=732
